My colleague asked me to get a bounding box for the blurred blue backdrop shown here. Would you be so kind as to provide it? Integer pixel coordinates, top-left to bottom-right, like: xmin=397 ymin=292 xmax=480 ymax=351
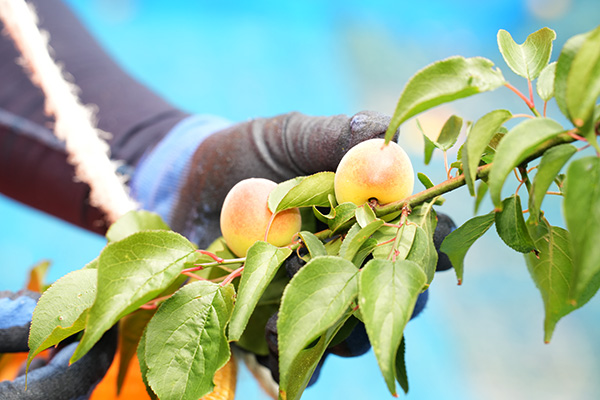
xmin=1 ymin=0 xmax=599 ymax=399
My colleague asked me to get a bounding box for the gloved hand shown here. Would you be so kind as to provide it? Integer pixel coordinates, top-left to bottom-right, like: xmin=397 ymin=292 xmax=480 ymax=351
xmin=256 ymin=289 xmax=429 ymax=387
xmin=131 ymin=111 xmax=394 ymax=249
xmin=0 ymin=290 xmax=117 ymax=400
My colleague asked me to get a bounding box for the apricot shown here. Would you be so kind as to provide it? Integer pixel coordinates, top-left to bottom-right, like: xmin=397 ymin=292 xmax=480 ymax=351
xmin=220 ymin=178 xmax=302 ymax=257
xmin=334 ymin=138 xmax=414 ymax=205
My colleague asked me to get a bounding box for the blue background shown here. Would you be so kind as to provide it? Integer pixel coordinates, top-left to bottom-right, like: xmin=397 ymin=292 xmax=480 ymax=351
xmin=1 ymin=0 xmax=600 ymax=399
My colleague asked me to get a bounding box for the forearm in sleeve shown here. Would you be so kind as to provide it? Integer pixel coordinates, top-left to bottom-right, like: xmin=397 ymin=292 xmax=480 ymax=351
xmin=0 ymin=0 xmax=189 ymax=232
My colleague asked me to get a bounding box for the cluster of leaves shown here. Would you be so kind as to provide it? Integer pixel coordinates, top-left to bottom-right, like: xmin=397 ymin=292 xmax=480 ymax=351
xmin=26 ymin=25 xmax=600 ymax=400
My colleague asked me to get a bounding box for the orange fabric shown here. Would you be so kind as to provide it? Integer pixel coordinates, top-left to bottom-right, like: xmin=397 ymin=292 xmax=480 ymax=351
xmin=90 ymin=353 xmax=150 ymax=400
xmin=0 ymin=353 xmax=28 ymax=381
xmin=91 ymin=353 xmax=238 ymax=400
xmin=202 ymin=357 xmax=237 ymax=400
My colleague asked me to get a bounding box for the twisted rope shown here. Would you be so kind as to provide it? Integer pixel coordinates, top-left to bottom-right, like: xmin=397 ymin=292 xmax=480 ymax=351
xmin=0 ymin=0 xmax=137 ymax=223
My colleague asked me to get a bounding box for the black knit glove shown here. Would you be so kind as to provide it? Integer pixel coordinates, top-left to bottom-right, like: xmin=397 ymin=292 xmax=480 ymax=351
xmin=170 ymin=111 xmax=393 ymax=248
xmin=0 ymin=290 xmax=117 ymax=400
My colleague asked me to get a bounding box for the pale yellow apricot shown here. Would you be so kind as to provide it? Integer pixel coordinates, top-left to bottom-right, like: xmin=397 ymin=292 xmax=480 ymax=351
xmin=334 ymin=138 xmax=414 ymax=206
xmin=220 ymin=178 xmax=302 ymax=257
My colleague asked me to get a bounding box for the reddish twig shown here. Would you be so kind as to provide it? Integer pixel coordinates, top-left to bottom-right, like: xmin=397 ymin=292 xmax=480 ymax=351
xmin=505 ymin=82 xmax=535 ymax=109
xmin=527 ymin=79 xmax=535 ymax=107
xmin=139 ymin=294 xmax=172 ymax=310
xmin=567 ymin=130 xmax=588 ymax=142
xmin=221 ymin=266 xmax=245 ymax=287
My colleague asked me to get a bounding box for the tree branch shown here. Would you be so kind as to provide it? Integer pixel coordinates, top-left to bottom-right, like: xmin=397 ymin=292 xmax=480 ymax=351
xmin=375 ymin=131 xmax=577 ymax=216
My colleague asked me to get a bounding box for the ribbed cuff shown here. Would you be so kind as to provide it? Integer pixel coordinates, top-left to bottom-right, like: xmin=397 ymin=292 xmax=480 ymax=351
xmin=130 ymin=114 xmax=233 ymax=226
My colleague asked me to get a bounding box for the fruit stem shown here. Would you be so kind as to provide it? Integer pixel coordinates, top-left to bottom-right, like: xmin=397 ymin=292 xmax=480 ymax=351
xmin=196 ymin=250 xmax=224 ymax=263
xmin=527 ymin=78 xmax=535 ymax=108
xmin=504 ymin=82 xmax=540 ymax=117
xmin=265 ymin=211 xmax=278 ymax=242
xmin=183 ymin=257 xmax=245 ymax=274
xmin=443 ymin=151 xmax=450 ymax=179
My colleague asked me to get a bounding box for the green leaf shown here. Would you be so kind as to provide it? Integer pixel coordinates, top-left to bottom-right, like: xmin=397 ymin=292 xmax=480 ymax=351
xmin=120 ymin=276 xmax=188 ymax=386
xmin=280 ymin=310 xmax=353 ymax=400
xmin=578 ymin=105 xmax=600 ymax=154
xmin=474 ymin=180 xmax=489 ymax=214
xmin=395 ymin=337 xmax=409 ymax=394
xmin=406 ymin=226 xmax=438 ymax=285
xmin=236 ymin=267 xmax=288 ymax=355
xmin=27 ymin=268 xmax=97 ymax=370
xmin=488 ymin=117 xmax=564 ymax=209
xmin=373 ymin=201 xmax=437 ymax=264
xmin=117 ymin=308 xmax=156 ymax=394
xmin=358 ymin=259 xmax=427 ymax=396
xmin=324 ymin=236 xmax=342 ymax=255
xmin=463 ymin=110 xmax=512 ymax=195
xmin=268 ymin=177 xmax=305 ymax=213
xmin=439 ymin=213 xmax=495 ymax=284
xmin=275 ymin=172 xmax=335 ymax=212
xmin=372 ymin=223 xmax=417 ymax=260
xmin=278 ymin=256 xmax=359 ymax=391
xmin=529 ymin=144 xmax=577 ymax=220
xmin=312 ymin=194 xmax=337 ymax=222
xmin=384 ymin=56 xmax=505 ymax=142
xmin=297 ymin=231 xmax=327 ymax=258
xmin=72 ymin=231 xmax=197 ymax=363
xmin=525 ymin=219 xmax=581 ymax=342
xmin=353 ymin=237 xmax=378 ymax=267
xmin=436 ymin=115 xmax=463 ymax=151
xmin=328 ymin=316 xmax=360 ymax=348
xmin=537 ymin=62 xmax=557 ymax=102
xmin=137 ymin=330 xmax=159 ymax=400
xmin=228 ymin=242 xmax=291 ymax=341
xmin=106 ymin=210 xmax=170 ymax=242
xmin=479 ymin=129 xmax=507 ymax=166
xmin=407 ymin=201 xmax=438 ymax=237
xmin=563 ymin=156 xmax=600 ymax=304
xmin=355 ymin=205 xmax=377 ymax=228
xmin=144 ymin=281 xmax=234 ymax=400
xmin=554 ymin=173 xmax=566 ymax=191
xmin=417 ymin=119 xmax=437 ymax=165
xmin=497 ymin=27 xmax=556 ymax=80
xmin=417 ymin=172 xmax=435 ymax=189
xmin=495 ymin=195 xmax=536 ymax=253
xmin=566 ymin=25 xmax=600 ymax=127
xmin=328 ymin=203 xmax=358 ymax=234
xmin=555 ymin=30 xmax=591 ymax=120
xmin=339 ymin=220 xmax=385 ymax=263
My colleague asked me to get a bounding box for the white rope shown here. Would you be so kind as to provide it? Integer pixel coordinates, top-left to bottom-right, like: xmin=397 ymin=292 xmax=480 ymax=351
xmin=0 ymin=0 xmax=137 ymax=224
xmin=233 ymin=347 xmax=278 ymax=399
